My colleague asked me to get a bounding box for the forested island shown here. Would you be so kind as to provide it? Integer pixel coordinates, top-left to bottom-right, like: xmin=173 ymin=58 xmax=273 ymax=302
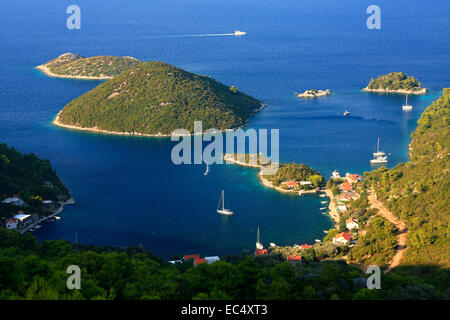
xmin=363 ymin=72 xmax=427 ymax=94
xmin=36 ymin=53 xmax=142 ymax=80
xmin=54 ymin=62 xmax=263 ymax=136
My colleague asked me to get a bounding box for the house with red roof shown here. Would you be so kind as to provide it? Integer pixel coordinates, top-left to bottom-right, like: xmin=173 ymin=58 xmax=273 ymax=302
xmin=5 ymin=218 xmax=18 ymax=230
xmin=184 ymin=254 xmax=200 ymax=261
xmin=287 ymin=255 xmax=302 ymax=261
xmin=340 ymin=182 xmax=353 ymax=192
xmin=287 ymin=255 xmax=303 ymax=264
xmin=333 ymin=232 xmax=352 ymax=245
xmin=283 ymin=181 xmax=299 ymax=189
xmin=194 ymin=258 xmax=206 ymax=266
xmin=338 ymin=194 xmax=352 ymax=202
xmin=299 ymin=244 xmax=312 ymax=249
xmin=254 ymin=249 xmax=268 ymax=256
xmin=346 ymin=173 xmax=362 ymax=184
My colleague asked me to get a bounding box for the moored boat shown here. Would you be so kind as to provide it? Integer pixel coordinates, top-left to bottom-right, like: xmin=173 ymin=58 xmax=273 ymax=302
xmin=370 ymin=156 xmax=388 ymax=164
xmin=402 ymin=94 xmax=413 ymax=111
xmin=373 ymin=137 xmax=386 ymax=157
xmin=256 ymin=226 xmax=263 ymax=249
xmin=217 ymin=190 xmax=234 ymax=216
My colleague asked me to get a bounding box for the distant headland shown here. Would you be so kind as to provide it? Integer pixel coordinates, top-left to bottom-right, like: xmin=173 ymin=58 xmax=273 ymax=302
xmin=36 ymin=53 xmax=142 ymax=80
xmin=362 ymin=72 xmax=427 ymax=94
xmin=53 ymin=61 xmax=263 ymax=136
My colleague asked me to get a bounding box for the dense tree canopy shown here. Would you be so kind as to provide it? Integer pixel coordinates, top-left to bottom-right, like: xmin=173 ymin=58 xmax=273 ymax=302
xmin=262 ymin=162 xmax=324 ymax=187
xmin=0 ymin=229 xmax=447 ymax=300
xmin=366 ymin=72 xmax=424 ymax=91
xmin=57 ymin=62 xmax=262 ymax=134
xmin=0 ymin=143 xmax=70 ymax=219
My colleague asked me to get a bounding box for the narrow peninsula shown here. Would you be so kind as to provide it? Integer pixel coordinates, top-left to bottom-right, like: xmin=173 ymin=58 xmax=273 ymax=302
xmin=36 ymin=53 xmax=142 ymax=80
xmin=224 ymin=154 xmax=325 ymax=194
xmin=54 ymin=62 xmax=263 ymax=136
xmin=362 ymin=72 xmax=427 ymax=94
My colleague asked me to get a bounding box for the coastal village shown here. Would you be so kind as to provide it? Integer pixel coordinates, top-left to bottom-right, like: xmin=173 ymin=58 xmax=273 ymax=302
xmin=2 ymin=150 xmax=375 ymax=271
xmin=1 ymin=192 xmax=75 ymax=234
xmin=177 ymin=153 xmax=372 ymax=268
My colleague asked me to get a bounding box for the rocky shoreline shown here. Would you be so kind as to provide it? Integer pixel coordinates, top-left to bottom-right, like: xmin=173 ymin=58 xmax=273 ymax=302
xmin=52 ymin=103 xmax=268 ymax=138
xmin=362 ymin=87 xmax=427 ymax=95
xmin=36 ymin=65 xmax=113 ymax=80
xmin=20 ymin=198 xmax=76 ymax=234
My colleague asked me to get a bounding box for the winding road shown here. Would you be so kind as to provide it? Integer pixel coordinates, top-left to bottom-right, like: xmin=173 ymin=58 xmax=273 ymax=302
xmin=368 ymin=189 xmax=408 ymax=273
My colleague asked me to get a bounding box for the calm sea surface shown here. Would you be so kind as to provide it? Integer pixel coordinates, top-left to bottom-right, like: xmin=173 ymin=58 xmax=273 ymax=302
xmin=0 ymin=0 xmax=448 ymax=257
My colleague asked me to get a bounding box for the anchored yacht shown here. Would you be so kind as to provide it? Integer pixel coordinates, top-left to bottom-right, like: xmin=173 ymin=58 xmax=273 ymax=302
xmin=217 ymin=190 xmax=234 ymax=216
xmin=256 ymin=226 xmax=263 ymax=249
xmin=373 ymin=137 xmax=386 ymax=157
xmin=370 ymin=155 xmax=388 ymax=164
xmin=402 ymin=94 xmax=413 ymax=111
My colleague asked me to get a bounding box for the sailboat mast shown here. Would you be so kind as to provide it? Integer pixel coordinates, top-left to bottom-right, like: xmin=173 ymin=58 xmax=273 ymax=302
xmin=222 ymin=190 xmax=225 ymax=210
xmin=377 ymin=137 xmax=380 ymax=153
xmin=257 ymin=226 xmax=260 ymax=244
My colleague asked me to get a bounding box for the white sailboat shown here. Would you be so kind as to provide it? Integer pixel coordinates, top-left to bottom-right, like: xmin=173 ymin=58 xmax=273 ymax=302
xmin=256 ymin=226 xmax=263 ymax=249
xmin=402 ymin=94 xmax=413 ymax=111
xmin=373 ymin=137 xmax=386 ymax=157
xmin=371 ymin=137 xmax=389 ymax=164
xmin=217 ymin=190 xmax=234 ymax=216
xmin=370 ymin=156 xmax=388 ymax=164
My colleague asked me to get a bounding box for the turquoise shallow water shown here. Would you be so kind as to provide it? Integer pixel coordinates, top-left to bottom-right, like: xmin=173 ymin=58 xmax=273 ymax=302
xmin=0 ymin=0 xmax=448 ymax=258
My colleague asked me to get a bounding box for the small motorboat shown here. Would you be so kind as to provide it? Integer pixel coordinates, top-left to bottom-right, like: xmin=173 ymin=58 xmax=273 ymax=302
xmin=234 ymin=30 xmax=247 ymax=36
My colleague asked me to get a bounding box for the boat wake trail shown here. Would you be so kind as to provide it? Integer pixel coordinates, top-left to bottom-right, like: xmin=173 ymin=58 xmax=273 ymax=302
xmin=168 ymin=33 xmax=236 ymax=38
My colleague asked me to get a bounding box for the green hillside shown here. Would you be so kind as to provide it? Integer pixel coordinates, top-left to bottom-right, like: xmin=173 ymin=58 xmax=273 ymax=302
xmin=365 ymin=88 xmax=450 ymax=267
xmin=56 ymin=62 xmax=262 ymax=135
xmin=0 ymin=143 xmax=70 ymax=219
xmin=39 ymin=53 xmax=142 ymax=78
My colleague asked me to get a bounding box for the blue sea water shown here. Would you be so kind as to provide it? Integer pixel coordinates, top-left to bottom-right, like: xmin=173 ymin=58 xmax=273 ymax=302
xmin=0 ymin=0 xmax=448 ymax=258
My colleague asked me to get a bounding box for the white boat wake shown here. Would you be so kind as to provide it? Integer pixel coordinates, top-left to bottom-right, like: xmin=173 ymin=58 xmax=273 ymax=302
xmin=171 ymin=33 xmax=237 ymax=37
xmin=152 ymin=31 xmax=246 ymax=39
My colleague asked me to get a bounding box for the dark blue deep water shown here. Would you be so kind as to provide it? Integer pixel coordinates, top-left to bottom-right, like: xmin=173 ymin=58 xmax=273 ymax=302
xmin=0 ymin=0 xmax=448 ymax=257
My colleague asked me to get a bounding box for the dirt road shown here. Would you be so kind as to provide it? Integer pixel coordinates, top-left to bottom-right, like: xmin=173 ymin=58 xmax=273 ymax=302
xmin=368 ymin=190 xmax=408 ymax=273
